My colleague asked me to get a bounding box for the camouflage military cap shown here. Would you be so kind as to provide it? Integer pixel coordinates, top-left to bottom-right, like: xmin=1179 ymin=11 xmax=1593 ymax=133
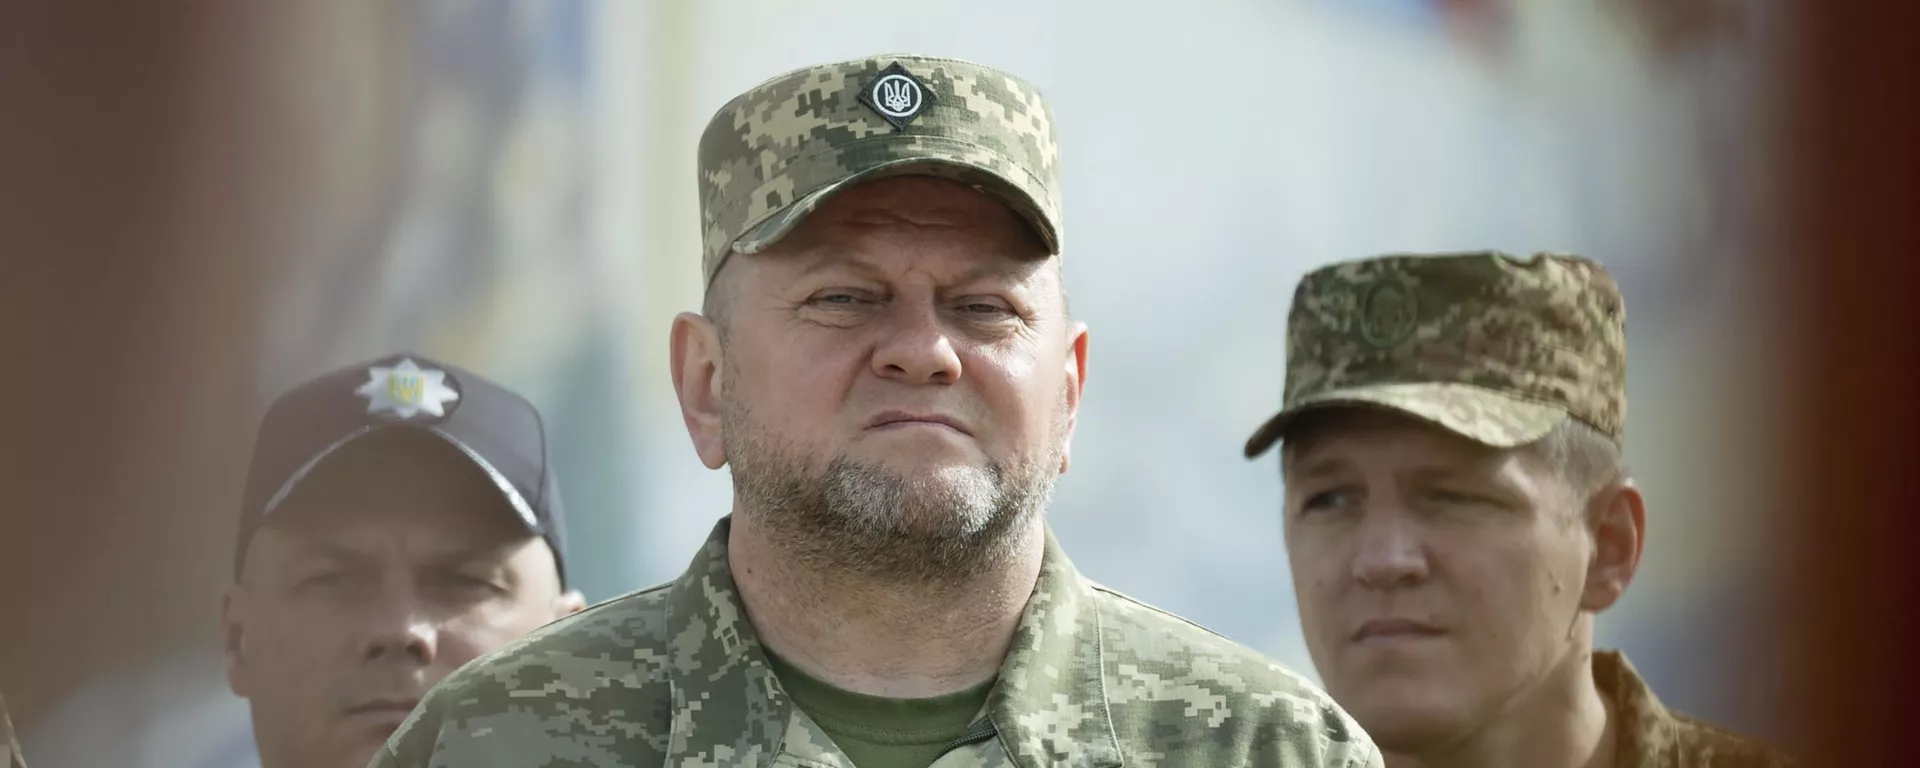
xmin=1244 ymin=250 xmax=1627 ymax=456
xmin=696 ymin=53 xmax=1062 ymax=287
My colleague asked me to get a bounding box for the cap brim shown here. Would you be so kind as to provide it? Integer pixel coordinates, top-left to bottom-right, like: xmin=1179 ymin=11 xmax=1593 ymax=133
xmin=259 ymin=424 xmax=542 ymax=533
xmin=730 ymin=157 xmax=1060 ymax=260
xmin=1242 ymin=382 xmax=1570 ymax=458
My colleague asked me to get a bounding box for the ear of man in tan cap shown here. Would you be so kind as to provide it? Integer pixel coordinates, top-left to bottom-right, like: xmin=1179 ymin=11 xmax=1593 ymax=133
xmin=1247 ymin=250 xmax=1796 ymax=767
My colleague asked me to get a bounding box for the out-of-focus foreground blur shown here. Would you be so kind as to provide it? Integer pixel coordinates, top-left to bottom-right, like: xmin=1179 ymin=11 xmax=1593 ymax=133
xmin=1 ymin=1 xmax=1913 ymax=765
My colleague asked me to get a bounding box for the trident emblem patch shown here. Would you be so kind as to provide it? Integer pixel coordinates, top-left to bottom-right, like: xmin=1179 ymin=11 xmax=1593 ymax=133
xmin=858 ymin=62 xmax=934 ymax=130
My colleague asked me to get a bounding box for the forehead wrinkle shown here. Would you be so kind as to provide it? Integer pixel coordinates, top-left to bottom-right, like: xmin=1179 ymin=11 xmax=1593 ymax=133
xmin=767 ymin=229 xmax=1049 ymax=287
xmin=263 ymin=532 xmax=380 ymax=567
xmin=798 ymin=178 xmax=1038 ymax=241
xmin=265 ymin=499 xmax=525 ymax=553
xmin=239 ymin=529 xmax=375 ymax=587
xmin=1405 ymin=458 xmax=1529 ymax=499
xmin=769 ymin=243 xmax=887 ymax=283
xmin=246 ymin=525 xmax=540 ymax=587
xmin=800 ymin=205 xmax=1018 ymax=245
xmin=1283 ymin=449 xmax=1355 ymax=483
xmin=1283 ymin=417 xmax=1518 ymax=482
xmin=424 ymin=535 xmax=542 ymax=570
xmin=835 ymin=206 xmax=977 ymax=229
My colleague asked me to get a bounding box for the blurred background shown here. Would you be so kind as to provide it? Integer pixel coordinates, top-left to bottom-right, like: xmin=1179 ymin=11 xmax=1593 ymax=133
xmin=7 ymin=0 xmax=1908 ymax=765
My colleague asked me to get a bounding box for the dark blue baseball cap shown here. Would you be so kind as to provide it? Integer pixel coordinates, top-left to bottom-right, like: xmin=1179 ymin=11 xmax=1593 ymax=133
xmin=235 ymin=352 xmax=568 ymax=586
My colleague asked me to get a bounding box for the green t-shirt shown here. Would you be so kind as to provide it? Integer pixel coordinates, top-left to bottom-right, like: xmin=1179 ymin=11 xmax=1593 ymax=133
xmin=764 ymin=651 xmax=996 ymax=768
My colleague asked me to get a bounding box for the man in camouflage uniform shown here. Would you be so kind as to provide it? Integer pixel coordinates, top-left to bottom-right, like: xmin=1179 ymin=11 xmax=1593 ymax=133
xmin=375 ymin=54 xmax=1381 ymax=768
xmin=1244 ymin=251 xmax=1794 ymax=767
xmin=1 ymin=689 xmax=24 ymax=768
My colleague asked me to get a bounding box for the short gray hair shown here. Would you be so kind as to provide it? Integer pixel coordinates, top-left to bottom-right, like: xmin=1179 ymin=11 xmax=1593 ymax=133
xmin=1525 ymin=418 xmax=1627 ymax=520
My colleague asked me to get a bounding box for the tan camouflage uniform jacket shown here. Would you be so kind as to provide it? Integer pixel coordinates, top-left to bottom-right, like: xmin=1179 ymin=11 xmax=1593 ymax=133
xmin=374 ymin=517 xmax=1382 ymax=767
xmin=1597 ymin=651 xmax=1795 ymax=767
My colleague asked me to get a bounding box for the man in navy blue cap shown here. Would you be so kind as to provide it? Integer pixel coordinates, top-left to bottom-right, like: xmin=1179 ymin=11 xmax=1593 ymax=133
xmin=219 ymin=353 xmax=584 ymax=768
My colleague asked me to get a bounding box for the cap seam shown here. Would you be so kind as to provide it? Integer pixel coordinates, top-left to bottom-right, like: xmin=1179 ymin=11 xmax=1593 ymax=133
xmin=422 ymin=426 xmax=542 ymax=531
xmin=710 ymin=133 xmax=1055 ymax=236
xmin=1289 ymin=379 xmax=1619 ymax=436
xmin=242 ymin=425 xmax=546 ymax=574
xmin=526 ymin=390 xmax=565 ymax=587
xmin=708 ymin=133 xmax=1055 ymax=245
xmin=257 ymin=423 xmax=385 ymax=518
xmin=1294 ymin=379 xmax=1569 ymax=412
xmin=529 ymin=394 xmax=552 ymax=522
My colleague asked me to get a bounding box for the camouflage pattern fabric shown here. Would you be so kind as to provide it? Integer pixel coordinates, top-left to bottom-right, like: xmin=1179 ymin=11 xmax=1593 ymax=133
xmin=697 ymin=54 xmax=1062 ymax=287
xmin=1595 ymin=651 xmax=1796 ymax=767
xmin=1 ymin=690 xmax=25 ymax=768
xmin=373 ymin=517 xmax=1382 ymax=767
xmin=1244 ymin=250 xmax=1628 ymax=456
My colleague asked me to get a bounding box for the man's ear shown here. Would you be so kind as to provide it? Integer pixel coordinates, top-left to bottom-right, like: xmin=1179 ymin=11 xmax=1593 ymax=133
xmin=1057 ymin=322 xmax=1089 ymax=473
xmin=1580 ymin=479 xmax=1647 ymax=613
xmin=670 ymin=311 xmax=728 ymax=470
xmin=556 ymin=589 xmax=587 ymax=618
xmin=220 ymin=586 xmax=251 ymax=698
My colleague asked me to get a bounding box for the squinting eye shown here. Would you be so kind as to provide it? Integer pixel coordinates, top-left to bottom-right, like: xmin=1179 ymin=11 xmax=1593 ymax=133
xmin=299 ymin=572 xmax=353 ymax=592
xmin=446 ymin=573 xmax=507 ymax=595
xmin=960 ymin=302 xmax=1012 ymax=316
xmin=1300 ymin=489 xmax=1351 ymax=513
xmin=1430 ymin=490 xmax=1486 ymax=506
xmin=809 ymin=292 xmax=879 ymax=310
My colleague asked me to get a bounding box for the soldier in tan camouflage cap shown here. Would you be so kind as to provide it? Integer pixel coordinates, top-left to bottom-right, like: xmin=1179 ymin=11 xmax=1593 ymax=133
xmin=1246 ymin=250 xmax=1793 ymax=767
xmin=376 ymin=54 xmax=1379 ymax=768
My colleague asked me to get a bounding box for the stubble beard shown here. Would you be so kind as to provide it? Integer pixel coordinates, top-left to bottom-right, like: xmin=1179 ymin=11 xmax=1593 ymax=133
xmin=720 ymin=376 xmax=1067 ymax=587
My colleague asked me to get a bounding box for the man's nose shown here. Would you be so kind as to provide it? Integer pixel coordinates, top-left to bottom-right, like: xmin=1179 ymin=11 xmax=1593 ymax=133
xmin=356 ymin=582 xmax=438 ymax=665
xmin=870 ymin=299 xmax=963 ymax=385
xmin=1351 ymin=508 xmax=1431 ymax=590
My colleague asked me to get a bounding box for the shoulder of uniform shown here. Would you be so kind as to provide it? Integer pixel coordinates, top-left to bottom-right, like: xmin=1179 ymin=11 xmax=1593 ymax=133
xmin=1088 ymin=583 xmax=1370 ymax=746
xmin=435 ymin=579 xmax=677 ymax=693
xmin=1665 ymin=712 xmax=1800 ymax=766
xmin=1089 ymin=582 xmax=1243 ymax=645
xmin=382 ymin=582 xmax=680 ymax=764
xmin=496 ymin=578 xmax=678 ymax=663
xmin=1091 ymin=582 xmax=1309 ymax=683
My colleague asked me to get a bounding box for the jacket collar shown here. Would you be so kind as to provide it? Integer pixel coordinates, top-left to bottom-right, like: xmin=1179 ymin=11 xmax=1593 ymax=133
xmin=661 ymin=516 xmax=1121 ymax=768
